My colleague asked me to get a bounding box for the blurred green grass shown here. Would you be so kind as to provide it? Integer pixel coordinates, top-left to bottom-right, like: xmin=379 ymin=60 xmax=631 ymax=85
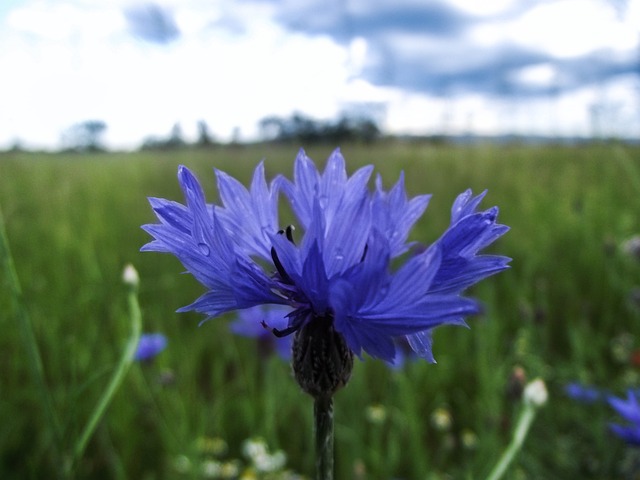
xmin=1 ymin=142 xmax=640 ymax=479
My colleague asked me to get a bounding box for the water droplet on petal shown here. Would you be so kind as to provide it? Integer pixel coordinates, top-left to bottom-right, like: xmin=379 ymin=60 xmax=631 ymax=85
xmin=197 ymin=242 xmax=210 ymax=256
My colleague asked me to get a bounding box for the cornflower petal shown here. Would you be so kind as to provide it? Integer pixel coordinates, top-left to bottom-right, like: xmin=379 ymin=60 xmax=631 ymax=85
xmin=331 ymin=243 xmax=477 ymax=360
xmin=280 ymin=149 xmax=319 ymax=227
xmin=451 ymin=189 xmax=488 ymax=224
xmin=373 ymin=172 xmax=431 ymax=257
xmin=608 ymin=424 xmax=640 ymax=446
xmin=405 ymin=330 xmax=436 ymax=363
xmin=322 ymin=188 xmax=371 ymax=278
xmin=214 ymin=162 xmax=279 ymax=261
xmin=146 ymin=197 xmax=191 ymax=233
xmin=430 ymin=203 xmax=510 ymax=294
xmin=280 ymin=148 xmax=374 ymax=235
xmin=607 ymin=389 xmax=640 ymax=445
xmin=610 ymin=390 xmax=640 ymax=424
xmin=142 ymin=166 xmax=282 ymax=317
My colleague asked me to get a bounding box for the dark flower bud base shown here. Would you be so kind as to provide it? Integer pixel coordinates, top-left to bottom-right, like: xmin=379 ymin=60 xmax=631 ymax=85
xmin=292 ymin=315 xmax=354 ymax=399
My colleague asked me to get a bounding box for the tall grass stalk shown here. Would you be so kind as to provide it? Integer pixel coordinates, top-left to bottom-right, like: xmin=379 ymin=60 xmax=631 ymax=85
xmin=66 ymin=265 xmax=142 ymax=476
xmin=485 ymin=379 xmax=547 ymax=480
xmin=0 ymin=204 xmax=63 ymax=465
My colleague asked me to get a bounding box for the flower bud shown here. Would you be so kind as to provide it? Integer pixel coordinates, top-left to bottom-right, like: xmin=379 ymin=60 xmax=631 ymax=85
xmin=292 ymin=315 xmax=353 ymax=399
xmin=122 ymin=263 xmax=140 ymax=288
xmin=523 ymin=378 xmax=548 ymax=407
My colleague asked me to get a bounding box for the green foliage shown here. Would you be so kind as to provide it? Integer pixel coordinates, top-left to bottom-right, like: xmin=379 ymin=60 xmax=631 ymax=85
xmin=1 ymin=142 xmax=639 ymax=479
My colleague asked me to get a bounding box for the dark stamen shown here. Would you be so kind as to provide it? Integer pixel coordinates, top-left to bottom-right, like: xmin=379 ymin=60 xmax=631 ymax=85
xmin=271 ymin=225 xmax=298 ymax=284
xmin=271 ymin=246 xmax=293 ymax=284
xmin=285 ymin=225 xmax=296 ymax=244
xmin=278 ymin=225 xmax=296 ymax=244
xmin=360 ymin=243 xmax=369 ymax=262
xmin=272 ymin=324 xmax=300 ymax=337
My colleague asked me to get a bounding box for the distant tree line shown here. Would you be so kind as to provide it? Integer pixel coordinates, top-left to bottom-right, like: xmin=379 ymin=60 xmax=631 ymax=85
xmin=258 ymin=112 xmax=380 ymax=144
xmin=44 ymin=112 xmax=381 ymax=153
xmin=141 ymin=121 xmax=215 ymax=151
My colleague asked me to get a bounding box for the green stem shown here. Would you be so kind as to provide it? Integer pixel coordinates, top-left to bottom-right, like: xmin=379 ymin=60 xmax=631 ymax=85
xmin=485 ymin=404 xmax=537 ymax=480
xmin=66 ymin=274 xmax=142 ymax=475
xmin=314 ymin=395 xmax=334 ymax=480
xmin=0 ymin=206 xmax=63 ymax=456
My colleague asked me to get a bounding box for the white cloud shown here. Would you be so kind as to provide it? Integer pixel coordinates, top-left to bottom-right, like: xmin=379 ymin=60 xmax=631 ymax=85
xmin=510 ymin=63 xmax=557 ymax=88
xmin=0 ymin=0 xmax=361 ymax=148
xmin=472 ymin=0 xmax=638 ymax=57
xmin=0 ymin=0 xmax=638 ymax=149
xmin=448 ymin=0 xmax=518 ymax=16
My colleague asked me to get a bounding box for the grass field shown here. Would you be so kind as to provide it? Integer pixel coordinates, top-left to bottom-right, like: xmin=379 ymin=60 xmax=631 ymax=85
xmin=2 ymin=141 xmax=640 ymax=479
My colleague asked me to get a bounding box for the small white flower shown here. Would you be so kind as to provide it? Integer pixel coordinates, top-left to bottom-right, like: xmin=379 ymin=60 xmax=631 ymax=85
xmin=122 ymin=263 xmax=139 ymax=288
xmin=523 ymin=378 xmax=548 ymax=407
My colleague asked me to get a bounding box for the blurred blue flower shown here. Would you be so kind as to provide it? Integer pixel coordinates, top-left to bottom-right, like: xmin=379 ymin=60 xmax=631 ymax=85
xmin=564 ymin=382 xmax=603 ymax=403
xmin=230 ymin=305 xmax=294 ymax=360
xmin=142 ymin=149 xmax=509 ymax=364
xmin=608 ymin=389 xmax=640 ymax=446
xmin=135 ymin=333 xmax=168 ymax=361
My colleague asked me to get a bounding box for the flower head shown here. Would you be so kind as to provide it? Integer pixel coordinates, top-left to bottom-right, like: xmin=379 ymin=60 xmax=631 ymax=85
xmin=523 ymin=378 xmax=548 ymax=407
xmin=142 ymin=149 xmax=509 ymax=369
xmin=135 ymin=333 xmax=168 ymax=361
xmin=608 ymin=389 xmax=640 ymax=446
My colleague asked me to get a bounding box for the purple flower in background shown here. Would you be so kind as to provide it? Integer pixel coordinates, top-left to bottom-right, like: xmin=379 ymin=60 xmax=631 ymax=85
xmin=135 ymin=333 xmax=168 ymax=361
xmin=564 ymin=382 xmax=604 ymax=404
xmin=609 ymin=390 xmax=640 ymax=446
xmin=231 ymin=305 xmax=294 ymax=360
xmin=142 ymin=149 xmax=509 ymax=365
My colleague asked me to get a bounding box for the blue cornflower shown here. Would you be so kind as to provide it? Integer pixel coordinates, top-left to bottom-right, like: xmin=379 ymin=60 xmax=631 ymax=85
xmin=142 ymin=149 xmax=509 ymax=373
xmin=564 ymin=382 xmax=604 ymax=404
xmin=230 ymin=305 xmax=294 ymax=360
xmin=135 ymin=333 xmax=168 ymax=361
xmin=608 ymin=389 xmax=640 ymax=446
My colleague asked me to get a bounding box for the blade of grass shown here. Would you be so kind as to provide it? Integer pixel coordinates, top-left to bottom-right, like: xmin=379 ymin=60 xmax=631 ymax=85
xmin=66 ymin=264 xmax=142 ymax=475
xmin=0 ymin=205 xmax=63 ymax=460
xmin=613 ymin=145 xmax=640 ymax=197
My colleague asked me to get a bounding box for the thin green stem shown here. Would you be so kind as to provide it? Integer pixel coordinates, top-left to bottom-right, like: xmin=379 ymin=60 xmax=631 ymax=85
xmin=66 ymin=274 xmax=142 ymax=475
xmin=0 ymin=206 xmax=63 ymax=458
xmin=485 ymin=404 xmax=537 ymax=480
xmin=314 ymin=395 xmax=334 ymax=480
xmin=613 ymin=145 xmax=640 ymax=197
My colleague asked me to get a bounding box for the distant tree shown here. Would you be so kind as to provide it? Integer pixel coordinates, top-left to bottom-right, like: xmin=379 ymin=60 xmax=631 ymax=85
xmin=196 ymin=120 xmax=215 ymax=147
xmin=346 ymin=115 xmax=380 ymax=143
xmin=166 ymin=122 xmax=185 ymax=148
xmin=140 ymin=122 xmax=194 ymax=150
xmin=257 ymin=111 xmax=380 ymax=144
xmin=61 ymin=120 xmax=107 ymax=151
xmin=140 ymin=135 xmax=165 ymax=150
xmin=6 ymin=139 xmax=24 ymax=153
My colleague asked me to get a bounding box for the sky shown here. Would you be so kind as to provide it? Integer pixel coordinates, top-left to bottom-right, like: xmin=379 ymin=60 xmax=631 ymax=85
xmin=0 ymin=0 xmax=638 ymax=150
